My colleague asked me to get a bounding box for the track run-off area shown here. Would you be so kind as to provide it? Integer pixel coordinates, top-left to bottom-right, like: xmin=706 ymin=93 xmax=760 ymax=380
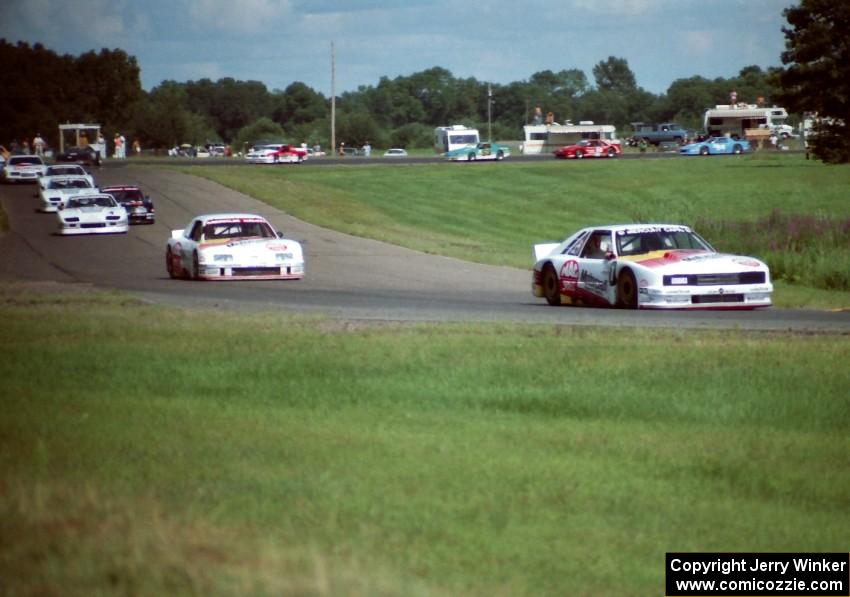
xmin=1 ymin=161 xmax=848 ymax=333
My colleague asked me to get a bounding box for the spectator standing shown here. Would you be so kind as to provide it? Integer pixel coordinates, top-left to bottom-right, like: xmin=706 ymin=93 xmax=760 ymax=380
xmin=132 ymin=138 xmax=141 ymax=156
xmin=120 ymin=133 xmax=126 ymax=158
xmin=22 ymin=139 xmax=30 ymax=154
xmin=114 ymin=134 xmax=123 ymax=159
xmin=363 ymin=141 xmax=371 ymax=157
xmin=33 ymin=133 xmax=45 ymax=156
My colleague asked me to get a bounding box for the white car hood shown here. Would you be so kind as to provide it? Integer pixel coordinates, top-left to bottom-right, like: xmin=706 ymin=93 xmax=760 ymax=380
xmin=200 ymin=237 xmax=302 ymax=260
xmin=62 ymin=206 xmax=125 ymax=222
xmin=621 ymin=250 xmax=767 ymax=273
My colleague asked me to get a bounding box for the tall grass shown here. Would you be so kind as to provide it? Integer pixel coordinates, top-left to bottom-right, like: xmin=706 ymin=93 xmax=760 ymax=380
xmin=697 ymin=210 xmax=850 ymax=290
xmin=2 ymin=283 xmax=849 ymax=595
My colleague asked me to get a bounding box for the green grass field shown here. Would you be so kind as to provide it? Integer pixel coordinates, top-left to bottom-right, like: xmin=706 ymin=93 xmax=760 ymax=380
xmin=177 ymin=153 xmax=850 ymax=304
xmin=1 ymin=283 xmax=848 ymax=595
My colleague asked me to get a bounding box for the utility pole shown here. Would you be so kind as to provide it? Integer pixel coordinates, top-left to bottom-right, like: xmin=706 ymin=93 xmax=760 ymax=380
xmin=330 ymin=41 xmax=336 ymax=155
xmin=487 ymin=83 xmax=493 ymax=142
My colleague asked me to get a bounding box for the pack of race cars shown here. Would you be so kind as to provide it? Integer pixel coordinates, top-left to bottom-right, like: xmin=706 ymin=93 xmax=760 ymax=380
xmin=9 ymin=154 xmax=307 ymax=282
xmin=7 ymin=153 xmax=772 ymax=308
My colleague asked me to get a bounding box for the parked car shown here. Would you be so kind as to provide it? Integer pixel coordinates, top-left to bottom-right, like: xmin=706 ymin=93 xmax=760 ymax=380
xmin=680 ymin=137 xmax=750 ymax=156
xmin=101 ymin=185 xmax=155 ymax=224
xmin=554 ymin=139 xmax=621 ymax=159
xmin=39 ymin=176 xmax=99 ymax=212
xmin=166 ymin=213 xmax=304 ymax=281
xmin=444 ymin=142 xmax=510 ymax=161
xmin=55 ymin=145 xmax=102 ymax=166
xmin=55 ymin=193 xmax=128 ymax=235
xmin=383 ymin=148 xmax=408 ymax=157
xmin=1 ymin=154 xmax=47 ymax=183
xmin=532 ymin=224 xmax=772 ymax=309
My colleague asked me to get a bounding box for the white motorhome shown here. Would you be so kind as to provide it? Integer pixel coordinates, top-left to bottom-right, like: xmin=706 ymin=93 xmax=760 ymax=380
xmin=703 ymin=104 xmax=793 ymax=139
xmin=434 ymin=125 xmax=480 ymax=153
xmin=520 ymin=121 xmax=619 ymax=155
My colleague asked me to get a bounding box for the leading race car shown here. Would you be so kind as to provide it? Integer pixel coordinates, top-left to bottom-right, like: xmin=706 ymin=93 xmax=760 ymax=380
xmin=680 ymin=136 xmax=750 ymax=156
xmin=39 ymin=175 xmax=99 ymax=212
xmin=532 ymin=224 xmax=772 ymax=309
xmin=1 ymin=155 xmax=47 ymax=183
xmin=166 ymin=213 xmax=305 ymax=280
xmin=554 ymin=139 xmax=621 ymax=159
xmin=56 ymin=193 xmax=128 ymax=235
xmin=444 ymin=142 xmax=510 ymax=161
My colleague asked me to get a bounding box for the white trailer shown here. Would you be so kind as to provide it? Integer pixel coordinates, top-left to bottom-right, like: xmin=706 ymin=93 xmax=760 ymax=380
xmin=520 ymin=121 xmax=619 ymax=155
xmin=703 ymin=104 xmax=792 ymax=139
xmin=434 ymin=125 xmax=480 ymax=154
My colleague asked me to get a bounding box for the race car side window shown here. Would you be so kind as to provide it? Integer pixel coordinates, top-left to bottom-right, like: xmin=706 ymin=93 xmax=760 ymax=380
xmin=564 ymin=231 xmax=589 ymax=256
xmin=190 ymin=221 xmax=203 ymax=241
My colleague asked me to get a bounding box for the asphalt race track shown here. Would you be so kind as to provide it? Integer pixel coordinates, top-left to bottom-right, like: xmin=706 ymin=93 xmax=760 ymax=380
xmin=1 ymin=163 xmax=848 ymax=333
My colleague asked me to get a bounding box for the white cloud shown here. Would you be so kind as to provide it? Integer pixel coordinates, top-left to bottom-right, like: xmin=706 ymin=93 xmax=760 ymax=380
xmin=188 ymin=0 xmax=291 ymax=33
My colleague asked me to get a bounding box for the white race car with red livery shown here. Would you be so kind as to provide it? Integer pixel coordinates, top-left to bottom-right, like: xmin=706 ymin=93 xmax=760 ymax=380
xmin=532 ymin=224 xmax=772 ymax=309
xmin=244 ymin=143 xmax=307 ymax=164
xmin=166 ymin=213 xmax=304 ymax=280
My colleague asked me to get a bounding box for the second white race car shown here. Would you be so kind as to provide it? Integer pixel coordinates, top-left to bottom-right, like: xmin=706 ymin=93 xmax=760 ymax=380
xmin=166 ymin=213 xmax=305 ymax=280
xmin=532 ymin=224 xmax=772 ymax=309
xmin=39 ymin=175 xmax=99 ymax=212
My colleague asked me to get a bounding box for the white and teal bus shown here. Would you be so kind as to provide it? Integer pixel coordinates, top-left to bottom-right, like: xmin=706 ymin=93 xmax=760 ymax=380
xmin=434 ymin=125 xmax=480 ymax=154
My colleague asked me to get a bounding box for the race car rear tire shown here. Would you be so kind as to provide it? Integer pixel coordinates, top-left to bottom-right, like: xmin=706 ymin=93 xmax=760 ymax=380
xmin=166 ymin=247 xmax=177 ymax=279
xmin=575 ymin=151 xmax=584 ymax=159
xmin=616 ymin=269 xmax=638 ymax=309
xmin=542 ymin=264 xmax=561 ymax=306
xmin=496 ymin=151 xmax=504 ymax=160
xmin=191 ymin=251 xmax=200 ymax=280
xmin=699 ymin=146 xmax=709 ymax=156
xmin=468 ymin=153 xmax=476 ymax=161
xmin=733 ymin=144 xmax=742 ymax=154
xmin=607 ymin=148 xmax=616 ymax=158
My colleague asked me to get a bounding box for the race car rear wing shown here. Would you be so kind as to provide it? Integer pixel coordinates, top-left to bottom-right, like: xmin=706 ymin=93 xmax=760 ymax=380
xmin=533 ymin=242 xmax=560 ymax=262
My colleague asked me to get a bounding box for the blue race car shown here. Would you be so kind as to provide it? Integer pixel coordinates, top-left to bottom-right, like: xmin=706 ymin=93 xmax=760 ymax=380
xmin=680 ymin=137 xmax=750 ymax=156
xmin=444 ymin=142 xmax=510 ymax=161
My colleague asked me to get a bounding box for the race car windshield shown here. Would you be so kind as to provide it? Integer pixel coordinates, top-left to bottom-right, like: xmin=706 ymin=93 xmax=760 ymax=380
xmin=67 ymin=196 xmax=116 ymax=208
xmin=108 ymin=190 xmax=144 ymax=201
xmin=203 ymin=221 xmax=275 ymax=240
xmin=616 ymin=230 xmax=713 ymax=256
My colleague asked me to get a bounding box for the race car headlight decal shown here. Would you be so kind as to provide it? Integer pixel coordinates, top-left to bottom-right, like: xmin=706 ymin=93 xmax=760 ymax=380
xmin=214 ymin=254 xmax=233 ymax=263
xmin=669 ymin=276 xmax=688 ymax=285
xmin=276 ymin=252 xmax=294 ymax=261
xmin=63 ymin=217 xmax=80 ymax=222
xmin=106 ymin=215 xmax=121 ymax=221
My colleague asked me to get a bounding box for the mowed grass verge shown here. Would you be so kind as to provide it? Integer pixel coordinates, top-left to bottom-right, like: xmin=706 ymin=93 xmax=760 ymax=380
xmin=1 ymin=283 xmax=848 ymax=595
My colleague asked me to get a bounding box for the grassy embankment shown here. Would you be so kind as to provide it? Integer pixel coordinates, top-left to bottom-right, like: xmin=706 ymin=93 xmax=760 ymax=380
xmin=1 ymin=283 xmax=848 ymax=595
xmin=180 ymin=153 xmax=850 ymax=308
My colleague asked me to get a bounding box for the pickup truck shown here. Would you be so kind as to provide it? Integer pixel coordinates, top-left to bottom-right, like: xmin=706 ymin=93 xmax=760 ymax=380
xmin=629 ymin=123 xmax=691 ymax=146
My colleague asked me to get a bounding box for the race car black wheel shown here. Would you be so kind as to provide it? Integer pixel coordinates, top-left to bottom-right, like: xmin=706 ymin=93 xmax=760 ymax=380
xmin=542 ymin=264 xmax=561 ymax=306
xmin=575 ymin=150 xmax=584 ymax=159
xmin=468 ymin=153 xmax=476 ymax=161
xmin=166 ymin=247 xmax=177 ymax=279
xmin=699 ymin=146 xmax=709 ymax=156
xmin=733 ymin=144 xmax=743 ymax=154
xmin=616 ymin=269 xmax=638 ymax=309
xmin=607 ymin=148 xmax=616 ymax=158
xmin=496 ymin=151 xmax=504 ymax=160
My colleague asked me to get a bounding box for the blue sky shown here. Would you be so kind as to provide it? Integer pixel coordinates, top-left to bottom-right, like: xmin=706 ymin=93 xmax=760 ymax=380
xmin=0 ymin=0 xmax=792 ymax=95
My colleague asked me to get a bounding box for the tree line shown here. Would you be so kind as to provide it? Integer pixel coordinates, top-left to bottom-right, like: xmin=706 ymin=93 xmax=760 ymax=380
xmin=1 ymin=1 xmax=848 ymax=163
xmin=0 ymin=39 xmax=782 ymax=152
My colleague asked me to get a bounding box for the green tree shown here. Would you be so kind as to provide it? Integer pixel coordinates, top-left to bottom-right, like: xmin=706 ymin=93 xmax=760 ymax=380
xmin=774 ymin=0 xmax=850 ymax=163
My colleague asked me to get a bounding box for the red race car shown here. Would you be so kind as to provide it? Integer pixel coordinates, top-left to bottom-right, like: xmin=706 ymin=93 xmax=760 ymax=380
xmin=554 ymin=139 xmax=621 ymax=159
